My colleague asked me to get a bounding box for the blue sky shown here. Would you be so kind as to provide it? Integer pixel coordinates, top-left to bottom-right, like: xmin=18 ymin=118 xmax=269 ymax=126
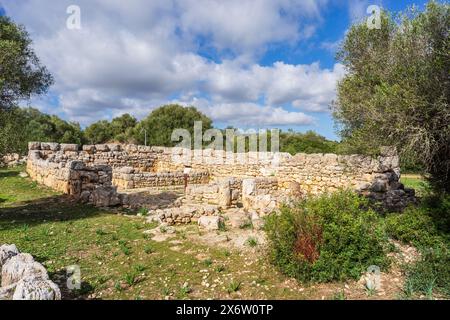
xmin=0 ymin=0 xmax=431 ymax=140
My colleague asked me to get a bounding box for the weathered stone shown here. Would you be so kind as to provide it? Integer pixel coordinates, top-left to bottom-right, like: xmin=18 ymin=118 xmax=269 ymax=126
xmin=0 ymin=244 xmax=19 ymax=267
xmin=28 ymin=142 xmax=41 ymax=150
xmin=41 ymin=142 xmax=60 ymax=151
xmin=60 ymin=144 xmax=79 ymax=152
xmin=91 ymin=186 xmax=121 ymax=207
xmin=12 ymin=277 xmax=61 ymax=300
xmin=1 ymin=253 xmax=48 ymax=287
xmin=198 ymin=216 xmax=224 ymax=231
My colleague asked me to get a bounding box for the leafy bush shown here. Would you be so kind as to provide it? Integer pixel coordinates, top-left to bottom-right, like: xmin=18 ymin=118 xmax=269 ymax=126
xmin=265 ymin=190 xmax=389 ymax=283
xmin=386 ymin=194 xmax=450 ymax=248
xmin=385 ymin=195 xmax=449 ymax=298
xmin=385 ymin=208 xmax=441 ymax=248
xmin=404 ymin=244 xmax=450 ymax=298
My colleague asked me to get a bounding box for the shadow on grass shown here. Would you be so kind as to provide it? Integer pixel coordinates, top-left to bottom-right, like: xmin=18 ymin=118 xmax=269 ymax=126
xmin=50 ymin=268 xmax=98 ymax=300
xmin=0 ymin=194 xmax=109 ymax=231
xmin=0 ymin=170 xmax=21 ymax=178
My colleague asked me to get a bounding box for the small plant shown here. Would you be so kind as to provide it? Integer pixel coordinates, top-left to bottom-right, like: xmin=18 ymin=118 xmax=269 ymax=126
xmin=144 ymin=245 xmax=154 ymax=254
xmin=265 ymin=190 xmax=389 ymax=283
xmin=160 ymin=225 xmax=168 ymax=233
xmin=246 ymin=237 xmax=258 ymax=247
xmin=124 ymin=272 xmax=138 ymax=286
xmin=218 ymin=219 xmax=227 ymax=232
xmin=114 ymin=281 xmax=122 ymax=292
xmin=332 ymin=290 xmax=346 ymax=300
xmin=118 ymin=240 xmax=131 ymax=255
xmin=240 ymin=221 xmax=253 ymax=230
xmin=162 ymin=287 xmax=171 ymax=296
xmin=227 ymin=281 xmax=241 ymax=293
xmin=134 ymin=264 xmax=146 ymax=272
xmin=96 ymin=228 xmax=106 ymax=236
xmin=178 ymin=283 xmax=192 ymax=298
xmin=215 ymin=265 xmax=226 ymax=273
xmin=365 ymin=287 xmax=377 ymax=297
xmin=138 ymin=207 xmax=149 ymax=216
xmin=203 ymin=258 xmax=213 ymax=267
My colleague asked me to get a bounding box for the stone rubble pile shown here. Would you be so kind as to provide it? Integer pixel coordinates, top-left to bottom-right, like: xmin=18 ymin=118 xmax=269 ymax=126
xmin=0 ymin=153 xmax=27 ymax=167
xmin=0 ymin=244 xmax=61 ymax=300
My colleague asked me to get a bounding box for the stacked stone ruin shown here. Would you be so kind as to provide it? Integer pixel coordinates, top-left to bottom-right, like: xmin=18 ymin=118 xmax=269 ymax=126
xmin=26 ymin=142 xmax=416 ymax=222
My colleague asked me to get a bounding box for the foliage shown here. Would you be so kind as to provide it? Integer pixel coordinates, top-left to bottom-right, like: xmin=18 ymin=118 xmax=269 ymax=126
xmin=386 ymin=194 xmax=449 ymax=247
xmin=280 ymin=130 xmax=339 ymax=155
xmin=132 ymin=104 xmax=212 ymax=147
xmin=84 ymin=114 xmax=137 ymax=144
xmin=334 ymin=2 xmax=450 ymax=192
xmin=0 ymin=107 xmax=84 ymax=155
xmin=385 ymin=194 xmax=449 ymax=298
xmin=265 ymin=190 xmax=389 ymax=283
xmin=0 ymin=16 xmax=53 ymax=109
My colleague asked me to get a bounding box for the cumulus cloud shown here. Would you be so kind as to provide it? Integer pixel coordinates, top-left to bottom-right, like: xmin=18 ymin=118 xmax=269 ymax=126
xmin=1 ymin=0 xmax=345 ymax=127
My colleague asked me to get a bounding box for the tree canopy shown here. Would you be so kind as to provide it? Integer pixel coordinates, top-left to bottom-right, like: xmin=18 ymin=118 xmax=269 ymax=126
xmin=0 ymin=16 xmax=53 ymax=109
xmin=0 ymin=107 xmax=83 ymax=154
xmin=132 ymin=104 xmax=213 ymax=147
xmin=334 ymin=1 xmax=450 ymax=192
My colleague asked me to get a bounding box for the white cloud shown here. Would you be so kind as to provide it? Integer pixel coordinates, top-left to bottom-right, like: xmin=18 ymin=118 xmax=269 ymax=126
xmin=1 ymin=0 xmax=343 ymax=127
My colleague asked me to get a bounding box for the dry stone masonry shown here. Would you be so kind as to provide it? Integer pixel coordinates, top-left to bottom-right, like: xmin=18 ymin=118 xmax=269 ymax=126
xmin=26 ymin=142 xmax=416 ymax=216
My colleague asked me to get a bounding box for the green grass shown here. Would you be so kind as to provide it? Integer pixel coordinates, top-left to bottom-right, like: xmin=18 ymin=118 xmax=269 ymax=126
xmin=400 ymin=174 xmax=429 ymax=196
xmin=0 ymin=166 xmax=321 ymax=300
xmin=2 ymin=166 xmax=444 ymax=300
xmin=0 ymin=165 xmax=58 ymax=207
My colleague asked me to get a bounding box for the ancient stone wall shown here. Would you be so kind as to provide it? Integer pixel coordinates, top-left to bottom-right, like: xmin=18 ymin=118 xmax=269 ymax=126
xmin=112 ymin=167 xmax=210 ymax=189
xmin=27 ymin=148 xmax=119 ymax=207
xmin=27 ymin=142 xmax=415 ymax=212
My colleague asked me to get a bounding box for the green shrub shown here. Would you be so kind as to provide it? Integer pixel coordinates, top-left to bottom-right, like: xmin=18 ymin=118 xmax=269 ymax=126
xmin=404 ymin=244 xmax=450 ymax=298
xmin=385 ymin=208 xmax=441 ymax=248
xmin=265 ymin=190 xmax=389 ymax=283
xmin=385 ymin=195 xmax=450 ymax=249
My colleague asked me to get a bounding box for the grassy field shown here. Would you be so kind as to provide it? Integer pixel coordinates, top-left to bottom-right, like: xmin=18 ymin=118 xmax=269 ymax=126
xmin=0 ymin=166 xmax=413 ymax=300
xmin=400 ymin=174 xmax=429 ymax=196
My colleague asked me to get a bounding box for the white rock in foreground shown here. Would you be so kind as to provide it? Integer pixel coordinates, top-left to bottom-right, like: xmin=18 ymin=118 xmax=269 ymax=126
xmin=13 ymin=277 xmax=61 ymax=300
xmin=1 ymin=253 xmax=48 ymax=287
xmin=0 ymin=244 xmax=19 ymax=267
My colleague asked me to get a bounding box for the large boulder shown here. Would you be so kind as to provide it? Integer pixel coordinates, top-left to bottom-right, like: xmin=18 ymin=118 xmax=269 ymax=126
xmin=12 ymin=277 xmax=61 ymax=300
xmin=1 ymin=253 xmax=48 ymax=287
xmin=91 ymin=186 xmax=121 ymax=207
xmin=0 ymin=248 xmax=61 ymax=300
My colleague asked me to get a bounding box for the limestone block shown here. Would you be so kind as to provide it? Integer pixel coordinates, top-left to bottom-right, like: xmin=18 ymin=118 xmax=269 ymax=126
xmin=41 ymin=142 xmax=60 ymax=151
xmin=198 ymin=216 xmax=224 ymax=231
xmin=28 ymin=142 xmax=41 ymax=150
xmin=95 ymin=144 xmax=110 ymax=152
xmin=60 ymin=144 xmax=79 ymax=152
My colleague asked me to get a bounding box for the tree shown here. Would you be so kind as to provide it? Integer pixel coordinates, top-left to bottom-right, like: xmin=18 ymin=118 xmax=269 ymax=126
xmin=0 ymin=16 xmax=53 ymax=109
xmin=84 ymin=120 xmax=113 ymax=145
xmin=133 ymin=104 xmax=213 ymax=147
xmin=0 ymin=107 xmax=84 ymax=154
xmin=110 ymin=113 xmax=137 ymax=143
xmin=280 ymin=130 xmax=339 ymax=155
xmin=333 ymin=1 xmax=450 ymax=193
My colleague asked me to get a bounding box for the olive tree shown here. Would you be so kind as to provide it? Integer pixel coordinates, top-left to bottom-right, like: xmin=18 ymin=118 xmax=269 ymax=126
xmin=334 ymin=1 xmax=449 ymax=192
